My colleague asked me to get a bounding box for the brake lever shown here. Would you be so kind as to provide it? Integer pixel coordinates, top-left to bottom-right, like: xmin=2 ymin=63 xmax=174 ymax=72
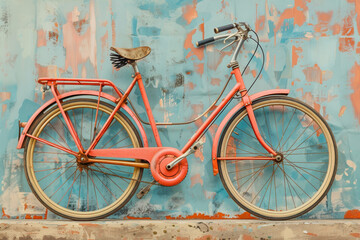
xmin=220 ymin=31 xmax=239 ymax=52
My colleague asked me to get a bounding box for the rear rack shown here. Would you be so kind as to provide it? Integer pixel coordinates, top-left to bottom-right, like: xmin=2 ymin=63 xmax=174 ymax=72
xmin=37 ymin=78 xmax=123 ymax=98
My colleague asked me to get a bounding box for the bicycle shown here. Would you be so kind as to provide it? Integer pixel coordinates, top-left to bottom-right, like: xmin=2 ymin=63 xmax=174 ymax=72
xmin=17 ymin=22 xmax=338 ymax=221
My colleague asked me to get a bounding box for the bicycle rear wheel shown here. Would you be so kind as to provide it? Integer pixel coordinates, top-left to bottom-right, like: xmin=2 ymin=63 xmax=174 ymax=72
xmin=218 ymin=96 xmax=337 ymax=220
xmin=24 ymin=99 xmax=143 ymax=220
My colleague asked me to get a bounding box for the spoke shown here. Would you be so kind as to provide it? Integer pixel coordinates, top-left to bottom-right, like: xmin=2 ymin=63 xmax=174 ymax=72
xmin=41 ymin=129 xmax=69 ymax=150
xmin=233 ymin=161 xmax=275 ymax=187
xmin=243 ymin=161 xmax=273 ymax=193
xmin=257 ymin=164 xmax=279 ymax=208
xmin=228 ymin=164 xmax=274 ymax=173
xmin=272 ymin=105 xmax=280 ymax=150
xmin=38 ymin=160 xmax=76 ymax=183
xmin=279 ymin=163 xmax=298 ymax=208
xmin=88 ymin=166 xmax=131 ymax=184
xmin=78 ymin=171 xmax=82 ymax=211
xmin=100 ymin=126 xmax=125 ymax=149
xmin=55 ymin=116 xmax=77 ymax=148
xmin=274 ymin=164 xmax=277 ymax=211
xmin=91 ymin=168 xmax=117 ymax=200
xmin=34 ymin=164 xmax=74 ymax=173
xmin=91 ymin=171 xmax=110 ymax=205
xmin=227 ymin=143 xmax=266 ymax=156
xmin=282 ymin=142 xmax=328 ymax=154
xmin=86 ymin=169 xmax=89 ymax=211
xmin=49 ymin=167 xmax=78 ymax=198
xmin=107 ymin=135 xmax=131 ymax=149
xmin=285 ymin=152 xmax=328 ymax=155
xmin=284 ymin=121 xmax=315 ymax=158
xmin=34 ymin=151 xmax=69 ymax=155
xmin=280 ymin=113 xmax=307 ymax=152
xmin=240 ymin=119 xmax=274 ymax=150
xmin=281 ymin=161 xmax=313 ymax=198
xmin=231 ymin=136 xmax=267 ymax=155
xmin=93 ymin=165 xmax=125 ymax=192
xmin=81 ymin=108 xmax=84 ymax=143
xmin=48 ymin=120 xmax=72 ymax=150
xmin=263 ymin=107 xmax=274 ymax=149
xmin=276 ymin=108 xmax=296 ymax=152
xmin=284 ymin=127 xmax=321 ymax=158
xmin=87 ymin=170 xmax=100 ymax=209
xmin=283 ymin=163 xmax=327 ymax=174
xmin=282 ymin=161 xmax=287 ymax=210
xmin=60 ymin=168 xmax=80 ymax=206
xmin=284 ymin=158 xmax=323 ymax=182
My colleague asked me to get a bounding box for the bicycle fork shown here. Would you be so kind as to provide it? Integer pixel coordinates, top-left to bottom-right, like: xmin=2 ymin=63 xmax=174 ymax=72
xmin=232 ymin=67 xmax=277 ymax=157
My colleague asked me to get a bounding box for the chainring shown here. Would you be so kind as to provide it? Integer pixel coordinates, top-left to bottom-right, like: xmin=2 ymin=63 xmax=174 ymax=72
xmin=150 ymin=149 xmax=188 ymax=186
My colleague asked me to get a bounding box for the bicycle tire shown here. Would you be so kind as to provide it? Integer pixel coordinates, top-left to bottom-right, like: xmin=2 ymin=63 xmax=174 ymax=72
xmin=24 ymin=99 xmax=143 ymax=220
xmin=218 ymin=96 xmax=337 ymax=220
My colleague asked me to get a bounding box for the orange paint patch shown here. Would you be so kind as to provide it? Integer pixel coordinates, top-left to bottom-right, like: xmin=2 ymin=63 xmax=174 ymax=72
xmin=306 ymin=233 xmax=318 ymax=236
xmin=302 ymin=64 xmax=323 ymax=84
xmin=211 ymin=78 xmax=221 ymax=86
xmin=190 ymin=173 xmax=203 ymax=187
xmin=63 ymin=3 xmax=98 ymax=77
xmin=37 ymin=29 xmax=47 ymax=47
xmin=350 ymin=233 xmax=360 ymax=238
xmin=275 ymin=0 xmax=310 ymax=32
xmin=184 ymin=29 xmax=204 ymax=61
xmin=0 ymin=92 xmax=10 ymax=102
xmin=194 ymin=63 xmax=204 ymax=75
xmin=79 ymin=223 xmax=100 ymax=227
xmin=125 ymin=216 xmax=152 ymax=220
xmin=344 ymin=209 xmax=360 ymax=218
xmin=339 ymin=37 xmax=355 ymax=52
xmin=100 ymin=31 xmax=108 ymax=64
xmin=314 ymin=11 xmax=333 ymax=36
xmin=242 ymin=234 xmax=254 ymax=240
xmin=2 ymin=208 xmax=10 ymax=219
xmin=182 ymin=0 xmax=198 ymax=24
xmin=111 ymin=19 xmax=116 ymax=46
xmin=338 ymin=106 xmax=346 ymax=117
xmin=185 ymin=82 xmax=196 ymax=90
xmin=166 ymin=212 xmax=256 ymax=220
xmin=350 ymin=62 xmax=360 ymax=125
xmin=199 ymin=22 xmax=204 ymax=39
xmin=332 ymin=23 xmax=341 ymax=35
xmin=25 ymin=214 xmax=32 ymax=219
xmin=251 ymin=70 xmax=257 ymax=77
xmin=342 ymin=15 xmax=354 ymax=36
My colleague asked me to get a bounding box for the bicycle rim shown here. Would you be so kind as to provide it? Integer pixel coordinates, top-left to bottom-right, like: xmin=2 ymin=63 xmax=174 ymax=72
xmin=218 ymin=96 xmax=337 ymax=220
xmin=24 ymin=99 xmax=143 ymax=220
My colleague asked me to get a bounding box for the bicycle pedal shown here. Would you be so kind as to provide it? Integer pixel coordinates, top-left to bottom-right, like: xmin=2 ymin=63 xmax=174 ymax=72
xmin=136 ymin=180 xmax=156 ymax=199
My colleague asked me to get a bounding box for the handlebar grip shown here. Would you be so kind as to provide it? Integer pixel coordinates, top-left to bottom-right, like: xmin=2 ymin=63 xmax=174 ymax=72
xmin=196 ymin=37 xmax=215 ymax=47
xmin=214 ymin=23 xmax=237 ymax=33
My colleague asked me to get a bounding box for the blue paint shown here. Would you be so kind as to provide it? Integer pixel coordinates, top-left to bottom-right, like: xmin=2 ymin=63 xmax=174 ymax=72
xmin=0 ymin=0 xmax=359 ymax=220
xmin=138 ymin=26 xmax=161 ymax=36
xmin=132 ymin=17 xmax=140 ymax=48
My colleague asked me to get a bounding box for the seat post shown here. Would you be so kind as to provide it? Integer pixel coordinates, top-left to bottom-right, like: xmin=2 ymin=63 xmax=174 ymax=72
xmin=130 ymin=61 xmax=139 ymax=74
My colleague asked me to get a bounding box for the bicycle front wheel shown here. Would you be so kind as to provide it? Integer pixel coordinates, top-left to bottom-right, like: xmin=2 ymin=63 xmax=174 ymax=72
xmin=24 ymin=99 xmax=143 ymax=220
xmin=218 ymin=96 xmax=337 ymax=220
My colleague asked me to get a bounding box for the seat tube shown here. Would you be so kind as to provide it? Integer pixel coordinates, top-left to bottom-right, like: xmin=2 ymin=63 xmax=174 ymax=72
xmin=232 ymin=67 xmax=277 ymax=156
xmin=135 ymin=70 xmax=162 ymax=147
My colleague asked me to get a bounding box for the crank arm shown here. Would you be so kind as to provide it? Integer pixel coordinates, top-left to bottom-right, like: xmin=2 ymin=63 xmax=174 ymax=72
xmin=166 ymin=140 xmax=204 ymax=170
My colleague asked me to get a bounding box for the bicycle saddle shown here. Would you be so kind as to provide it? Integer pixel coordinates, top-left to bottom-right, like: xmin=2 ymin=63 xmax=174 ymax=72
xmin=110 ymin=46 xmax=151 ymax=69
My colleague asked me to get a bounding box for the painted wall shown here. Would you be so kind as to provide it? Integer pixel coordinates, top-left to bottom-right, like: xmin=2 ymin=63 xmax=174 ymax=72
xmin=0 ymin=0 xmax=359 ymax=220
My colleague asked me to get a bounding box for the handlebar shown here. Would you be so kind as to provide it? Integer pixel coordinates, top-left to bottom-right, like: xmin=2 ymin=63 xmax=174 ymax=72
xmin=214 ymin=23 xmax=237 ymax=34
xmin=195 ymin=22 xmax=251 ymax=47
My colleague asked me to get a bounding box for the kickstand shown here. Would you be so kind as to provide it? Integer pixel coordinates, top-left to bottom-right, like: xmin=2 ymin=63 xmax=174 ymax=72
xmin=136 ymin=180 xmax=157 ymax=199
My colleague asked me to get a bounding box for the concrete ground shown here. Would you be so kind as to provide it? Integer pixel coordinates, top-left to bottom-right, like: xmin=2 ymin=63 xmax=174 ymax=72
xmin=0 ymin=219 xmax=359 ymax=240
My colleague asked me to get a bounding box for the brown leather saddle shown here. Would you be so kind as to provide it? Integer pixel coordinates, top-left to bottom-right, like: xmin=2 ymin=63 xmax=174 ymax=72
xmin=110 ymin=46 xmax=151 ymax=69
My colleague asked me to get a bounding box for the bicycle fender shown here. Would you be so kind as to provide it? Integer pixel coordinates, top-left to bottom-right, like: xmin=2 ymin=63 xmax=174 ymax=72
xmin=211 ymin=89 xmax=290 ymax=175
xmin=17 ymin=90 xmax=149 ymax=149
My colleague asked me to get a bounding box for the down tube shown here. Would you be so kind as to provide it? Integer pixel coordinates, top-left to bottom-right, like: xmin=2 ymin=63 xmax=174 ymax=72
xmin=181 ymin=82 xmax=241 ymax=153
